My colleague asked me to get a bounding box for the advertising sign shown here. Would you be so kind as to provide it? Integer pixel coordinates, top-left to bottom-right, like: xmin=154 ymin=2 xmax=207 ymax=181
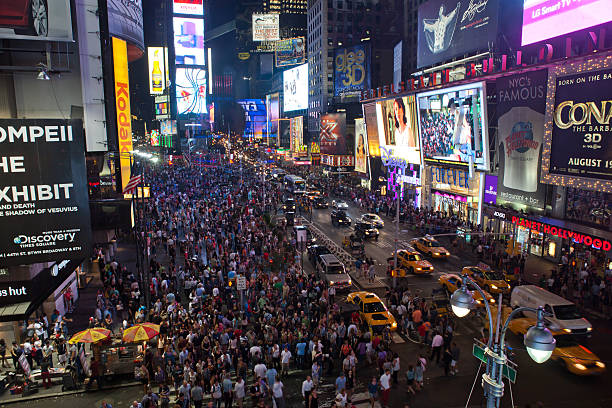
xmin=417 ymin=0 xmax=499 ymax=68
xmin=416 ymin=82 xmax=489 ymax=170
xmin=320 ymin=113 xmax=347 ymax=155
xmin=334 ymin=44 xmax=371 ymax=97
xmin=484 ymin=174 xmax=497 ymax=204
xmin=275 ymin=37 xmax=306 ymax=67
xmin=521 ymin=0 xmax=612 ymax=46
xmin=279 ymin=119 xmax=291 ymax=149
xmin=176 ymin=68 xmax=207 ymax=115
xmin=0 ymin=119 xmax=92 ymax=266
xmin=376 ymin=95 xmax=421 ymax=164
xmin=237 ymin=99 xmax=266 ymax=139
xmin=497 ymin=70 xmax=547 ymax=210
xmin=108 ymin=0 xmax=145 ymax=52
xmin=290 ymin=116 xmax=304 ymax=153
xmin=112 ymin=37 xmax=133 ymax=194
xmin=252 ymin=14 xmax=280 ymax=41
xmin=160 ymin=120 xmax=177 ymax=135
xmin=0 ymin=0 xmax=73 ymax=42
xmin=0 ymin=281 xmax=31 ymax=306
xmin=283 ymin=63 xmax=308 ymax=112
xmin=266 ymin=93 xmax=280 ymax=145
xmin=173 ymin=0 xmax=203 ymax=15
xmin=393 ymin=41 xmax=402 ymax=92
xmin=151 ymin=130 xmax=160 ymax=146
xmin=542 ymin=57 xmax=612 ymax=192
xmin=363 ymin=102 xmax=381 ymax=157
xmin=173 ymin=17 xmax=205 ymax=65
xmin=147 ymin=47 xmax=167 ymax=95
xmin=355 ymin=118 xmax=368 ymax=173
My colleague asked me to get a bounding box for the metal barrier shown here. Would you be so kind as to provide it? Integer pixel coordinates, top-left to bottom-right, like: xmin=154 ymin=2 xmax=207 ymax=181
xmin=299 ymin=216 xmax=356 ymax=267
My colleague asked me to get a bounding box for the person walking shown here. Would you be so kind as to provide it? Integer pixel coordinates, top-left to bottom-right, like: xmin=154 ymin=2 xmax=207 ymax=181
xmin=191 ymin=382 xmax=204 ymax=408
xmin=430 ymin=331 xmax=444 ymax=364
xmin=234 ymin=377 xmax=245 ymax=408
xmin=272 ymin=376 xmax=285 ymax=408
xmin=302 ymin=376 xmax=314 ymax=406
xmin=368 ymin=377 xmax=379 ymax=408
xmin=379 ymin=369 xmax=392 ymax=408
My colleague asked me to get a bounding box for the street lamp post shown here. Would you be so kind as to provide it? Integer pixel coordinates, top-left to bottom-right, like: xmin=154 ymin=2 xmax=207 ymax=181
xmin=450 ymin=274 xmax=556 ymax=408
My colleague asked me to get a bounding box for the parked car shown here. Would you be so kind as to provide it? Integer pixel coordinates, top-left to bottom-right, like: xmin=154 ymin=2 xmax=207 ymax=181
xmin=331 ymin=210 xmax=351 ymax=227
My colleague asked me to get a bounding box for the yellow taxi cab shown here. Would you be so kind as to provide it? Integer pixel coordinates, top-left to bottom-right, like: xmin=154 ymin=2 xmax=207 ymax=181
xmin=438 ymin=273 xmax=495 ymax=307
xmin=387 ymin=249 xmax=434 ymax=276
xmin=462 ymin=266 xmax=510 ymax=294
xmin=346 ymin=291 xmax=398 ymax=331
xmin=410 ymin=236 xmax=451 ymax=258
xmin=505 ymin=316 xmax=606 ymax=376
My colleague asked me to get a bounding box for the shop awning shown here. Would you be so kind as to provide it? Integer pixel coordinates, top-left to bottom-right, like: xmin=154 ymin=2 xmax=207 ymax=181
xmin=0 ymin=302 xmax=31 ymax=322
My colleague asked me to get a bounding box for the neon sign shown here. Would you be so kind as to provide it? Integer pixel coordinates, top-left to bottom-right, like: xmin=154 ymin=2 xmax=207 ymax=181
xmin=381 ymin=146 xmax=409 ymax=200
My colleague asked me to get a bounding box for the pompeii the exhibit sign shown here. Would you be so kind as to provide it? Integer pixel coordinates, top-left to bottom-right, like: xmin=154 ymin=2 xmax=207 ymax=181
xmin=497 ymin=70 xmax=548 ymax=210
xmin=542 ymin=55 xmax=612 ymax=192
xmin=417 ymin=0 xmax=499 ymax=68
xmin=0 ymin=119 xmax=92 ymax=266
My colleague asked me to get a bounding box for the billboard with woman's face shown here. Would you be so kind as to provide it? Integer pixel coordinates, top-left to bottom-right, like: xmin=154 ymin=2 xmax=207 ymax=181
xmin=355 ymin=118 xmax=368 ymax=173
xmin=375 ymin=95 xmax=421 ymax=164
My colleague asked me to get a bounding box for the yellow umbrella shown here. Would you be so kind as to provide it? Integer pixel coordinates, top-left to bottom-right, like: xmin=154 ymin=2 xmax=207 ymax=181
xmin=68 ymin=327 xmax=111 ymax=344
xmin=122 ymin=323 xmax=161 ymax=343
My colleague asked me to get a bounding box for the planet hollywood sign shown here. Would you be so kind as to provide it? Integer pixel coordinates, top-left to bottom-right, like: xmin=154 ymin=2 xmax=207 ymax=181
xmin=511 ymin=216 xmax=611 ymax=251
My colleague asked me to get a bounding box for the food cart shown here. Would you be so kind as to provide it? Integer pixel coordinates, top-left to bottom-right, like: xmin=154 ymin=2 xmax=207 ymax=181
xmin=98 ymin=338 xmax=144 ymax=377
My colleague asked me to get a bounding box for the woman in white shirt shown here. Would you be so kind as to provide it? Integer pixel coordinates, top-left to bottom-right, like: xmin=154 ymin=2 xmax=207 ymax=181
xmin=393 ymin=98 xmax=416 ymax=148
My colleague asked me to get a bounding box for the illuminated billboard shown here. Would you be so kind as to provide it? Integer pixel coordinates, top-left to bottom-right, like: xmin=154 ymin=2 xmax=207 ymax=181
xmin=147 ymin=47 xmax=168 ymax=95
xmin=252 ymin=14 xmax=280 ymax=41
xmin=176 ymin=68 xmax=207 ymax=115
xmin=173 ymin=17 xmax=205 ymax=65
xmin=541 ymin=55 xmax=612 ymax=192
xmin=355 ymin=118 xmax=368 ymax=173
xmin=112 ymin=37 xmax=133 ymax=194
xmin=266 ymin=93 xmax=280 ymax=145
xmin=290 ymin=116 xmax=304 ymax=153
xmin=276 ymin=37 xmax=306 ymax=67
xmin=108 ymin=0 xmax=144 ymax=52
xmin=416 ymin=82 xmax=489 ymax=170
xmin=334 ymin=44 xmax=371 ymax=97
xmin=417 ymin=0 xmax=499 ymax=68
xmin=237 ymin=99 xmax=266 ymax=139
xmin=283 ymin=63 xmax=308 ymax=112
xmin=320 ymin=113 xmax=347 ymax=155
xmin=521 ymin=0 xmax=612 ymax=46
xmin=173 ymin=0 xmax=203 ymax=15
xmin=375 ymin=95 xmax=421 ymax=165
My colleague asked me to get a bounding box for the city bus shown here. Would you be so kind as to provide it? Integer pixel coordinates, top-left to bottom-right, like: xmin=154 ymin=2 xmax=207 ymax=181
xmin=284 ymin=174 xmax=306 ymax=195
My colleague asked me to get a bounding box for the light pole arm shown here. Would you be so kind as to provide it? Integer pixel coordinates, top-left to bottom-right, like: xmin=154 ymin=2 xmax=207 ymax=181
xmin=462 ymin=274 xmax=495 ymax=349
xmin=499 ymin=306 xmax=545 ymax=352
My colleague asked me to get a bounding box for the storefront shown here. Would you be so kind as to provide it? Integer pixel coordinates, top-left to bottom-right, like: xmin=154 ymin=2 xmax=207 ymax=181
xmin=0 ymin=259 xmax=84 ymax=344
xmin=483 ymin=206 xmax=612 ymax=262
xmin=424 ymin=166 xmax=483 ymax=225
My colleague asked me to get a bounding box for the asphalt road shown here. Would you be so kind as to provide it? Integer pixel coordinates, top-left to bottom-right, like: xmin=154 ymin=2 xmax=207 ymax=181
xmin=306 ymin=198 xmax=612 ymax=408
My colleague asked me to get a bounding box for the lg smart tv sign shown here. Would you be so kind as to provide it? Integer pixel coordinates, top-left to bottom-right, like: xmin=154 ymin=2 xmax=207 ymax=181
xmin=522 ymin=0 xmax=612 ymax=46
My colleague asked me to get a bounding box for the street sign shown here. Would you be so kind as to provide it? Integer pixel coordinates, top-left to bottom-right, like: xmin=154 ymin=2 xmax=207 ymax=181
xmin=237 ymin=275 xmax=247 ymax=291
xmin=472 ymin=344 xmax=517 ymax=383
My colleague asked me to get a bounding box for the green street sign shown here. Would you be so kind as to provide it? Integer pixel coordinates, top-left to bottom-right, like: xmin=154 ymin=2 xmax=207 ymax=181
xmin=472 ymin=344 xmax=517 ymax=383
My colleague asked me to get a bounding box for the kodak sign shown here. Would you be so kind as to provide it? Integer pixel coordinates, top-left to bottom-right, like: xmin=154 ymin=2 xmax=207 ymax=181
xmin=112 ymin=37 xmax=133 ymax=194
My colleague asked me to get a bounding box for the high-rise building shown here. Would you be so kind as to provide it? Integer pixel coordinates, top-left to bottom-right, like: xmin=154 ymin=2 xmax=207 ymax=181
xmin=307 ymin=0 xmax=401 ymax=140
xmin=403 ymin=0 xmax=428 ymax=73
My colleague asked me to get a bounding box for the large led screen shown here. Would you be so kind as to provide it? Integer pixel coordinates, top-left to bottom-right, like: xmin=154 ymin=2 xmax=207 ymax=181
xmin=417 ymin=82 xmax=489 ymax=170
xmin=237 ymin=99 xmax=266 ymax=140
xmin=522 ymin=0 xmax=612 ymax=46
xmin=173 ymin=17 xmax=205 ymax=65
xmin=375 ymin=95 xmax=421 ymax=165
xmin=283 ymin=63 xmax=308 ymax=112
xmin=266 ymin=93 xmax=280 ymax=145
xmin=173 ymin=0 xmax=203 ymax=15
xmin=176 ymin=68 xmax=207 ymax=115
xmin=0 ymin=0 xmax=73 ymax=42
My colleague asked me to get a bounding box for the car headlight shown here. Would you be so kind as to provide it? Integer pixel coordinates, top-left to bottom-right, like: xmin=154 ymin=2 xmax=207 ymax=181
xmin=596 ymin=361 xmax=605 ymax=368
xmin=563 ymin=328 xmax=572 ymax=333
xmin=416 ymin=268 xmax=422 ymax=270
xmin=574 ymin=363 xmax=587 ymax=371
xmin=330 ymin=281 xmax=334 ymax=285
xmin=491 ymin=285 xmax=498 ymax=290
xmin=476 ymin=299 xmax=482 ymax=304
xmin=489 ymin=298 xmax=495 ymax=303
xmin=348 ymin=279 xmax=352 ymax=285
xmin=391 ymin=322 xmax=397 ymax=328
xmin=587 ymin=327 xmax=593 ymax=332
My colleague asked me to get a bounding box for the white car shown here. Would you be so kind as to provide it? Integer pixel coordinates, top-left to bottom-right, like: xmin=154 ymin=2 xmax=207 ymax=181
xmin=332 ymin=200 xmax=349 ymax=211
xmin=360 ymin=213 xmax=384 ymax=228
